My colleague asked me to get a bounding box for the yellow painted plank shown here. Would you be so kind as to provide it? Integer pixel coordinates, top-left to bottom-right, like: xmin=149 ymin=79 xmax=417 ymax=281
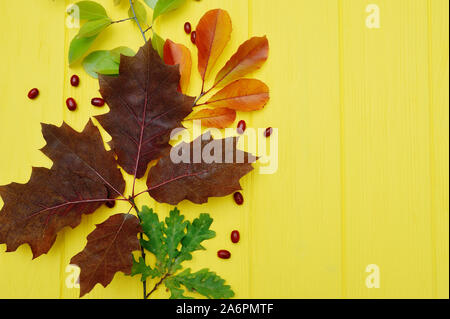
xmin=0 ymin=0 xmax=66 ymax=298
xmin=341 ymin=0 xmax=434 ymax=298
xmin=429 ymin=0 xmax=449 ymax=299
xmin=249 ymin=0 xmax=343 ymax=298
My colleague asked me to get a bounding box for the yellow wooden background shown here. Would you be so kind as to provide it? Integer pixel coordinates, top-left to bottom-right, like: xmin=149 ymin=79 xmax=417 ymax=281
xmin=0 ymin=0 xmax=448 ymax=299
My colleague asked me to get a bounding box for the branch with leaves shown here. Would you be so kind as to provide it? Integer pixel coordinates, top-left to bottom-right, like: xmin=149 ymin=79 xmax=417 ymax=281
xmin=0 ymin=1 xmax=270 ymax=299
xmin=131 ymin=207 xmax=234 ymax=299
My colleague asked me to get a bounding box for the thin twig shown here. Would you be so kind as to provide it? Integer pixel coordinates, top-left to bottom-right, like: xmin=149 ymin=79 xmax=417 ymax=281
xmin=144 ymin=25 xmax=153 ymax=33
xmin=193 ymin=101 xmax=207 ymax=108
xmin=193 ymin=92 xmax=206 ymax=106
xmin=111 ymin=17 xmax=134 ymax=24
xmin=128 ymin=0 xmax=147 ymax=43
xmin=146 ymin=273 xmax=170 ymax=299
xmin=129 ymin=197 xmax=147 ymax=299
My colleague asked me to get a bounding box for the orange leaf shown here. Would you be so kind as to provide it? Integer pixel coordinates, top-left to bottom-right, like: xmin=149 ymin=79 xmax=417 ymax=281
xmin=205 ymin=79 xmax=269 ymax=111
xmin=196 ymin=9 xmax=232 ymax=85
xmin=164 ymin=39 xmax=192 ymax=93
xmin=187 ymin=108 xmax=236 ymax=129
xmin=214 ymin=36 xmax=269 ymax=87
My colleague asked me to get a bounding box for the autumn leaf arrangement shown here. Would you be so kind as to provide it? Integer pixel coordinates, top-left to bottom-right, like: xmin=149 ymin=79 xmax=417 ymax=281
xmin=0 ymin=1 xmax=270 ymax=299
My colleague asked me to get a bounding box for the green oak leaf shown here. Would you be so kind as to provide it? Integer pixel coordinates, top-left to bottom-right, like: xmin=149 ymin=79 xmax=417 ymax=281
xmin=153 ymin=0 xmax=186 ymax=21
xmin=139 ymin=206 xmax=168 ymax=271
xmin=77 ymin=18 xmax=111 ymax=38
xmin=70 ymin=1 xmax=109 ymax=20
xmin=151 ymin=32 xmax=165 ymax=59
xmin=131 ymin=257 xmax=160 ymax=282
xmin=164 ymin=208 xmax=188 ymax=261
xmin=172 ymin=214 xmax=216 ymax=269
xmin=144 ymin=0 xmax=159 ymax=9
xmin=129 ymin=0 xmax=148 ymax=26
xmin=165 ymin=277 xmax=194 ymax=299
xmin=167 ymin=269 xmax=235 ymax=299
xmin=69 ymin=35 xmax=98 ymax=65
xmin=130 ymin=207 xmax=233 ymax=299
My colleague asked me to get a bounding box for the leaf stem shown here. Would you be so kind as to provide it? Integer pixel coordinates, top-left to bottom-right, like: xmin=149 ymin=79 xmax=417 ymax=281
xmin=193 ymin=92 xmax=206 ymax=106
xmin=111 ymin=17 xmax=134 ymax=24
xmin=132 ymin=170 xmax=208 ymax=199
xmin=128 ymin=0 xmax=147 ymax=43
xmin=129 ymin=197 xmax=147 ymax=299
xmin=26 ymin=198 xmax=128 ymax=220
xmin=144 ymin=25 xmax=153 ymax=33
xmin=193 ymin=101 xmax=207 ymax=108
xmin=193 ymin=84 xmax=217 ymax=107
xmin=146 ymin=273 xmax=170 ymax=299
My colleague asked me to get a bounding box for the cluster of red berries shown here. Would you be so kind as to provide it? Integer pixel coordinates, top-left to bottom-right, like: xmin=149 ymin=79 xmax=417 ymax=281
xmin=184 ymin=22 xmax=197 ymax=45
xmin=28 ymin=74 xmax=105 ymax=111
xmin=217 ymin=230 xmax=240 ymax=260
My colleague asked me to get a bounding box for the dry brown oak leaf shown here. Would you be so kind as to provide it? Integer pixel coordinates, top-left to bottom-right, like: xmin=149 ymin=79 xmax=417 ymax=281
xmin=0 ymin=120 xmax=125 ymax=259
xmin=71 ymin=213 xmax=141 ymax=297
xmin=147 ymin=132 xmax=257 ymax=205
xmin=96 ymin=41 xmax=195 ymax=179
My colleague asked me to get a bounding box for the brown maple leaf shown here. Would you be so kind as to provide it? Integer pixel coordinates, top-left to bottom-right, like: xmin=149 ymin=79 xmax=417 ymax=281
xmin=0 ymin=120 xmax=125 ymax=258
xmin=96 ymin=41 xmax=195 ymax=180
xmin=70 ymin=213 xmax=141 ymax=297
xmin=146 ymin=133 xmax=257 ymax=205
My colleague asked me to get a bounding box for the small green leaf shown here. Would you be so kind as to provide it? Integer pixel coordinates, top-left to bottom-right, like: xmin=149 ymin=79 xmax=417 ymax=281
xmin=165 ymin=277 xmax=193 ymax=299
xmin=151 ymin=33 xmax=165 ymax=58
xmin=139 ymin=206 xmax=167 ymax=271
xmin=168 ymin=269 xmax=234 ymax=299
xmin=82 ymin=47 xmax=135 ymax=78
xmin=164 ymin=208 xmax=188 ymax=260
xmin=131 ymin=257 xmax=160 ymax=282
xmin=82 ymin=50 xmax=119 ymax=78
xmin=181 ymin=214 xmax=215 ymax=254
xmin=171 ymin=214 xmax=215 ymax=271
xmin=69 ymin=35 xmax=98 ymax=65
xmin=70 ymin=1 xmax=109 ymax=20
xmin=129 ymin=0 xmax=148 ymax=26
xmin=144 ymin=0 xmax=159 ymax=9
xmin=153 ymin=0 xmax=186 ymax=21
xmin=110 ymin=46 xmax=136 ymax=63
xmin=77 ymin=18 xmax=111 ymax=38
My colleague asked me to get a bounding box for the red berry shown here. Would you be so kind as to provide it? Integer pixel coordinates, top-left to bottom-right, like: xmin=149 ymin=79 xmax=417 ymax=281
xmin=233 ymin=192 xmax=244 ymax=205
xmin=237 ymin=120 xmax=246 ymax=134
xmin=105 ymin=200 xmax=115 ymax=208
xmin=231 ymin=230 xmax=240 ymax=243
xmin=70 ymin=75 xmax=80 ymax=87
xmin=190 ymin=31 xmax=197 ymax=44
xmin=91 ymin=97 xmax=105 ymax=107
xmin=217 ymin=250 xmax=231 ymax=259
xmin=264 ymin=127 xmax=273 ymax=137
xmin=28 ymin=88 xmax=39 ymax=99
xmin=184 ymin=22 xmax=192 ymax=34
xmin=66 ymin=97 xmax=77 ymax=111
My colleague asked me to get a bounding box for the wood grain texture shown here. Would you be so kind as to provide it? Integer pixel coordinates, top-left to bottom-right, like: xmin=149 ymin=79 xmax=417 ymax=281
xmin=0 ymin=0 xmax=448 ymax=299
xmin=341 ymin=0 xmax=434 ymax=298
